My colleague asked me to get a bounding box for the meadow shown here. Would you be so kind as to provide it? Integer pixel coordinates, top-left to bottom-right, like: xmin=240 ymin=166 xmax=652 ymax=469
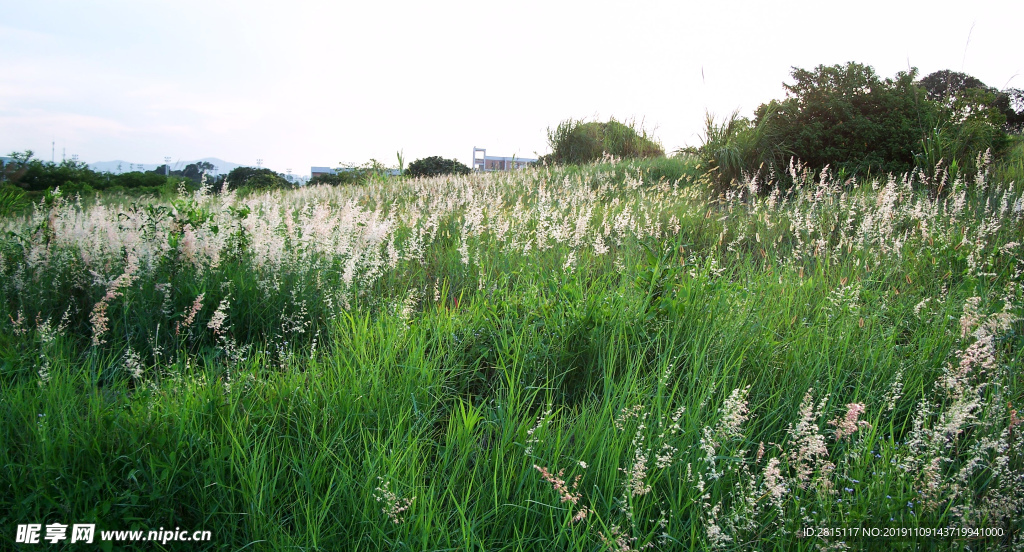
xmin=1 ymin=154 xmax=1022 ymax=550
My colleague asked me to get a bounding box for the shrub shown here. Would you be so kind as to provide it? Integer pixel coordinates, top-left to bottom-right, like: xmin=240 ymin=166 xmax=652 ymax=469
xmin=753 ymin=63 xmax=933 ymax=178
xmin=540 ymin=118 xmax=664 ymax=166
xmin=308 ymin=173 xmax=350 ymax=186
xmin=405 ymin=156 xmax=471 ymax=178
xmin=679 ymin=110 xmax=790 ymax=188
xmin=912 ymin=70 xmax=1013 ymax=187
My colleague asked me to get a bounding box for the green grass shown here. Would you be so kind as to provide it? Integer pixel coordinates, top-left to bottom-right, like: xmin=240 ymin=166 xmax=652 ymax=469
xmin=1 ymin=159 xmax=1022 ymax=550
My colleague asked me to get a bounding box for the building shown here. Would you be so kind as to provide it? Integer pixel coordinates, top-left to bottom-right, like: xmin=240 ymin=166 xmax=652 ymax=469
xmin=472 ymin=147 xmax=537 ymax=171
xmin=310 ymin=166 xmax=337 ymax=177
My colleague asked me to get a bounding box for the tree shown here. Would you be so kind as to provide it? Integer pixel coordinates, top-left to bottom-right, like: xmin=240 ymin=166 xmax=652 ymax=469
xmin=181 ymin=161 xmax=215 ymax=182
xmin=2 ymin=150 xmax=33 ymax=184
xmin=916 ymin=70 xmax=1008 ymax=128
xmin=917 ymin=70 xmax=987 ymax=103
xmin=754 ymin=63 xmax=932 ymax=177
xmin=225 ymin=166 xmax=293 ymax=191
xmin=5 ymin=151 xmax=103 ymax=193
xmin=405 ymin=156 xmax=471 ymax=178
xmin=996 ymin=88 xmax=1024 ymax=134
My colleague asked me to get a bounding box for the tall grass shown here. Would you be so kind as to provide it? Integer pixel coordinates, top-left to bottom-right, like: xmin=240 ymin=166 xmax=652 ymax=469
xmin=1 ymin=158 xmax=1022 ymax=550
xmin=679 ymin=109 xmax=790 ymax=190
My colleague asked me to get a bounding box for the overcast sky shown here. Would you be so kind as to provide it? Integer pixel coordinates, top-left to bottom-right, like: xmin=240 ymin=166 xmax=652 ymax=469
xmin=1 ymin=0 xmax=1020 ymax=175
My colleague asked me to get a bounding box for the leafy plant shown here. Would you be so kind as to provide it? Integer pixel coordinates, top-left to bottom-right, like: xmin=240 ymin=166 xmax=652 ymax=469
xmin=0 ymin=185 xmax=29 ymax=217
xmin=679 ymin=109 xmax=789 ymax=189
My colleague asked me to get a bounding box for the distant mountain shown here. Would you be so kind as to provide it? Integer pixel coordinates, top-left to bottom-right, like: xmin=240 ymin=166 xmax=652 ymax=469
xmin=88 ymin=157 xmax=244 ymax=175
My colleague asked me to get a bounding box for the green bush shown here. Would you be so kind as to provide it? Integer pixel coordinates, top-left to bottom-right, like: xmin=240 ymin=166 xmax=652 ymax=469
xmin=679 ymin=110 xmax=790 ymax=189
xmin=308 ymin=172 xmax=361 ymax=186
xmin=745 ymin=63 xmax=1015 ymax=190
xmin=753 ymin=63 xmax=932 ymax=178
xmin=405 ymin=156 xmax=471 ymax=178
xmin=913 ymin=70 xmax=1014 ymax=187
xmin=540 ymin=118 xmax=664 ymax=166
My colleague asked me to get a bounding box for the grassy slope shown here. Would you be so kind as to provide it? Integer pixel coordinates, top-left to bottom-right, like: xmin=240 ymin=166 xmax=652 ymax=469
xmin=1 ymin=156 xmax=1022 ymax=550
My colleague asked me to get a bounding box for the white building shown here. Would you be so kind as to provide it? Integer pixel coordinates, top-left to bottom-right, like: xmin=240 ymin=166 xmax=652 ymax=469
xmin=472 ymin=147 xmax=537 ymax=171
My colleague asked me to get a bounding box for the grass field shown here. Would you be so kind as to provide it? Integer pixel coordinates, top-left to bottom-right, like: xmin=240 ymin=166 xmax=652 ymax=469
xmin=1 ymin=157 xmax=1022 ymax=550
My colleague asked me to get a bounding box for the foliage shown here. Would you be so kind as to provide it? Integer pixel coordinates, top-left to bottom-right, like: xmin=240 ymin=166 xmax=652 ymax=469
xmin=993 ymin=134 xmax=1024 ymax=186
xmin=1004 ymin=88 xmax=1024 ymax=134
xmin=917 ymin=69 xmax=988 ymax=103
xmin=918 ymin=70 xmax=1024 ymax=133
xmin=4 ymin=151 xmax=104 ymax=193
xmin=405 ymin=156 xmax=471 ymax=178
xmin=224 ymin=166 xmax=294 ymax=192
xmin=0 ymin=184 xmax=29 ymax=216
xmin=753 ymin=63 xmax=932 ymax=178
xmin=1 ymin=150 xmax=198 ymax=198
xmin=679 ymin=109 xmax=790 ymax=189
xmin=308 ymin=172 xmax=352 ymax=186
xmin=308 ymin=160 xmax=401 ymax=187
xmin=911 ymin=70 xmax=1013 ymax=186
xmin=540 ymin=117 xmax=664 ymax=166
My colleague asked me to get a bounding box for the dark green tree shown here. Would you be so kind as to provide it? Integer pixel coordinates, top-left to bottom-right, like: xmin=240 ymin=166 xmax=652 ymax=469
xmin=754 ymin=63 xmax=933 ymax=177
xmin=181 ymin=161 xmax=215 ymax=182
xmin=996 ymin=88 xmax=1024 ymax=134
xmin=405 ymin=156 xmax=471 ymax=178
xmin=917 ymin=70 xmax=1009 ymax=129
xmin=5 ymin=151 xmax=103 ymax=193
xmin=225 ymin=166 xmax=293 ymax=191
xmin=918 ymin=70 xmax=987 ymax=103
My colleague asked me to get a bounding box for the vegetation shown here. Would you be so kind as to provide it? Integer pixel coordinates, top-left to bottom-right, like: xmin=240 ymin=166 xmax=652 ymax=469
xmin=677 ymin=110 xmax=790 ymax=189
xmin=686 ymin=63 xmax=1022 ymax=190
xmin=308 ymin=160 xmax=401 ymax=187
xmin=540 ymin=118 xmax=664 ymax=166
xmin=405 ymin=156 xmax=471 ymax=178
xmin=918 ymin=69 xmax=1024 ymax=133
xmin=224 ymin=166 xmax=294 ymax=192
xmin=3 ymin=58 xmax=1024 ymax=550
xmin=0 ymin=151 xmax=213 ymax=205
xmin=2 ymin=156 xmax=1022 ymax=549
xmin=752 ymin=63 xmax=930 ymax=178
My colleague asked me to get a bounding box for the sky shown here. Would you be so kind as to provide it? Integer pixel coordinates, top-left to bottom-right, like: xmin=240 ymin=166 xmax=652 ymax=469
xmin=1 ymin=0 xmax=1021 ymax=175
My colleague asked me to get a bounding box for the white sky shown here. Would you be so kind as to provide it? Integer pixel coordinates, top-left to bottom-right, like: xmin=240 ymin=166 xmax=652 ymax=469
xmin=1 ymin=0 xmax=1020 ymax=175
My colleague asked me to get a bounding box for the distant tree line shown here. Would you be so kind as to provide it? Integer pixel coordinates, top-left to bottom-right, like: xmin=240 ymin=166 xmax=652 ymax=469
xmin=0 ymin=152 xmax=304 ymax=199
